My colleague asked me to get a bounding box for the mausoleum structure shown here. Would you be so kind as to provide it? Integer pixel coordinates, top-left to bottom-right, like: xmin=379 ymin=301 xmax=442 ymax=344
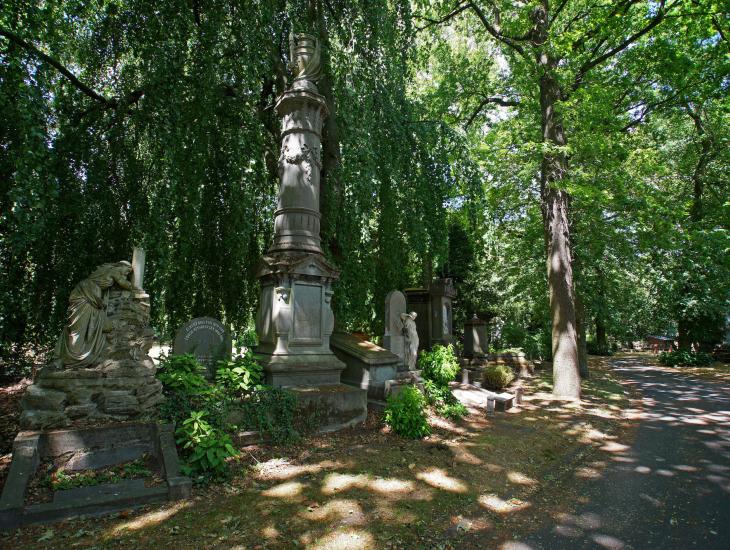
xmin=404 ymin=278 xmax=457 ymax=351
xmin=254 ymin=34 xmax=366 ymax=431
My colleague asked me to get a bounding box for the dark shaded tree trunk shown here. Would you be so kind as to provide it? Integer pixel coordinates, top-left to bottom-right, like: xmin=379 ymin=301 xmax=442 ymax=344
xmin=595 ymin=314 xmax=607 ymax=354
xmin=534 ymin=7 xmax=581 ymax=399
xmin=576 ymin=293 xmax=589 ymax=378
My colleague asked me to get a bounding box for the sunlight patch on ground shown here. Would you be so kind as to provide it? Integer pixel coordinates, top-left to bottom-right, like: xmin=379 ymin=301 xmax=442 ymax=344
xmin=308 ymin=528 xmax=374 ymax=550
xmin=262 ymin=524 xmax=280 ymax=539
xmin=254 ymin=458 xmax=347 ymax=480
xmin=507 ymin=471 xmax=537 ymax=485
xmin=415 ymin=467 xmax=468 ymax=493
xmin=301 ymin=498 xmax=365 ymax=524
xmin=479 ymin=493 xmax=530 ymax=514
xmin=108 ymin=500 xmax=191 ymax=535
xmin=320 ymin=472 xmax=416 ymax=497
xmin=262 ymin=480 xmax=307 ymax=498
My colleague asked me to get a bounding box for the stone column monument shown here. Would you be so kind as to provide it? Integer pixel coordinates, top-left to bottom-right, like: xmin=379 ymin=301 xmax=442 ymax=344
xmin=254 ymin=34 xmax=366 ymax=430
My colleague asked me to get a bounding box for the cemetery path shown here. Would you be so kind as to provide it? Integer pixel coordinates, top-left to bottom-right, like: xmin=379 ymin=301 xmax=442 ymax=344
xmin=510 ymin=354 xmax=730 ymax=550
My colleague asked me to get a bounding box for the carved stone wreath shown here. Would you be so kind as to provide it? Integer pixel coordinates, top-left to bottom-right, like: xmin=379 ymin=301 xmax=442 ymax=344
xmin=280 ymin=143 xmax=322 ymax=186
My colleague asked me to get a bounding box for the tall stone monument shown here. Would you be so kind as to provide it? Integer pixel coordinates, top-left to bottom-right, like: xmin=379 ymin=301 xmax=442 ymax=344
xmin=404 ymin=278 xmax=457 ymax=351
xmin=254 ymin=34 xmax=366 ymax=430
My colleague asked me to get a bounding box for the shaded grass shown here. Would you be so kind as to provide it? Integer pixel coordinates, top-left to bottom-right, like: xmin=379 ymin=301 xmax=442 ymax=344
xmin=4 ymin=356 xmax=634 ymax=550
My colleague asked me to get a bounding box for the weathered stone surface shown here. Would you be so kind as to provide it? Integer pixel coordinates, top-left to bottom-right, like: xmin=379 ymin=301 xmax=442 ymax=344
xmin=464 ymin=315 xmax=488 ymax=358
xmin=20 ymin=256 xmax=163 ymax=429
xmin=20 ymin=386 xmax=66 ymax=411
xmin=173 ymin=317 xmax=231 ymax=377
xmin=404 ymin=278 xmax=457 ymax=351
xmin=101 ymin=391 xmax=139 ymax=415
xmin=19 ymin=410 xmax=69 ymax=430
xmin=333 ymin=332 xmax=400 ymax=401
xmin=383 ymin=290 xmax=407 ymax=366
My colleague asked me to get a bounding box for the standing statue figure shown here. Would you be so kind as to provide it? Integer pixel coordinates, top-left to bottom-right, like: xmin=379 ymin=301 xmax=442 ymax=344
xmin=401 ymin=312 xmax=419 ymax=371
xmin=55 ymin=261 xmax=137 ymax=368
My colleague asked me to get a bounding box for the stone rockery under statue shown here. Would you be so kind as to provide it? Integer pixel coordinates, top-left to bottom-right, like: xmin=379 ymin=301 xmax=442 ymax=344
xmin=254 ymin=34 xmax=367 ymax=431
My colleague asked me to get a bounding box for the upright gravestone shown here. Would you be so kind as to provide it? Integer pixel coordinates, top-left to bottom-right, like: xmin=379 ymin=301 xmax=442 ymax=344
xmin=173 ymin=317 xmax=231 ymax=377
xmin=383 ymin=290 xmax=407 ymax=369
xmin=464 ymin=314 xmax=488 ymax=359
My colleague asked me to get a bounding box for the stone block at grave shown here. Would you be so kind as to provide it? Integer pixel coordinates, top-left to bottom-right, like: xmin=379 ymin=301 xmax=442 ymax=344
xmin=19 ymin=252 xmax=164 ymax=430
xmin=383 ymin=290 xmax=407 ymax=367
xmin=253 ymin=33 xmax=366 ymax=431
xmin=404 ymin=278 xmax=457 ymax=351
xmin=173 ymin=317 xmax=232 ymax=378
xmin=332 ymin=332 xmax=400 ymax=402
xmin=464 ymin=314 xmax=488 ymax=359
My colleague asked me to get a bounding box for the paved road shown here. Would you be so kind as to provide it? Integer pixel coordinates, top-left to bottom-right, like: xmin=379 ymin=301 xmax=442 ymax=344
xmin=510 ymin=355 xmax=730 ymax=550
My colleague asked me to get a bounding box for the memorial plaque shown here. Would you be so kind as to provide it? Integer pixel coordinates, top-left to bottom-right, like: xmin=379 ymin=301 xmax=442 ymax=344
xmin=173 ymin=317 xmax=231 ymax=377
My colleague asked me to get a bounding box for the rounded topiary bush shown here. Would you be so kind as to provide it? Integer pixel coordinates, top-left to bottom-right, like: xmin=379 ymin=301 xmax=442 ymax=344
xmin=481 ymin=365 xmax=515 ymax=391
xmin=384 ymin=385 xmax=431 ymax=439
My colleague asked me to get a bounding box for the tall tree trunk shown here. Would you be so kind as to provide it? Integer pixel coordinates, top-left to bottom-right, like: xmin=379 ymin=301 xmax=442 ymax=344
xmin=534 ymin=6 xmax=581 ymax=399
xmin=595 ymin=314 xmax=607 ymax=354
xmin=576 ymin=293 xmax=589 ymax=378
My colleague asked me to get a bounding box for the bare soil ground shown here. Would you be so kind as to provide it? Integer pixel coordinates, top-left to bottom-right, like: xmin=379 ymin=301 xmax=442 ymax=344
xmin=1 ymin=357 xmax=634 ymax=549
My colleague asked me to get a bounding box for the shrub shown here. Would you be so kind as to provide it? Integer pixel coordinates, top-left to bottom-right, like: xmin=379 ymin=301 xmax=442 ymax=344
xmin=215 ymin=351 xmax=264 ymax=396
xmin=423 ymin=379 xmax=467 ymax=420
xmin=420 ymin=344 xmax=460 ymax=386
xmin=658 ymin=350 xmax=712 ymax=367
xmin=481 ymin=365 xmax=515 ymax=390
xmin=384 ymin=385 xmax=431 ymax=439
xmin=241 ymin=387 xmax=300 ymax=445
xmin=175 ymin=410 xmax=238 ymax=477
xmin=157 ymin=354 xmax=209 ymax=395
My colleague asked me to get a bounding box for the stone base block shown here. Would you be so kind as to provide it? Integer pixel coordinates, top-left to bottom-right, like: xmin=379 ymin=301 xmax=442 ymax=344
xmin=0 ymin=423 xmax=190 ymax=530
xmin=289 ymin=384 xmax=367 ymax=433
xmin=257 ymin=353 xmax=345 ymax=387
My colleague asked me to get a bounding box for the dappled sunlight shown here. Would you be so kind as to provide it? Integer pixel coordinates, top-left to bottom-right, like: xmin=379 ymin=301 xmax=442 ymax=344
xmin=254 ymin=458 xmax=349 ymax=481
xmin=300 ymin=499 xmax=366 ymax=525
xmin=478 ymin=493 xmax=530 ymax=514
xmin=507 ymin=471 xmax=537 ymax=486
xmin=261 ymin=524 xmax=280 ymax=539
xmin=261 ymin=480 xmax=307 ymax=499
xmin=415 ymin=467 xmax=469 ymax=493
xmin=108 ymin=500 xmax=191 ymax=535
xmin=320 ymin=472 xmax=417 ymax=498
xmin=308 ymin=528 xmax=374 ymax=550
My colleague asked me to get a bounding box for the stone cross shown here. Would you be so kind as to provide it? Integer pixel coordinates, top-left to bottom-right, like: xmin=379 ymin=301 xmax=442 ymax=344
xmin=132 ymin=247 xmax=145 ymax=290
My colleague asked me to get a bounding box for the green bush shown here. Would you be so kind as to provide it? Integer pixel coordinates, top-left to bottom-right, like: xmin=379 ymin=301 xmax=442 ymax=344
xmin=384 ymin=385 xmax=431 ymax=439
xmin=175 ymin=411 xmax=238 ymax=477
xmin=481 ymin=365 xmax=515 ymax=390
xmin=241 ymin=387 xmax=300 ymax=445
xmin=658 ymin=350 xmax=712 ymax=367
xmin=157 ymin=354 xmax=209 ymax=395
xmin=420 ymin=344 xmax=460 ymax=386
xmin=215 ymin=351 xmax=264 ymax=396
xmin=423 ymin=379 xmax=467 ymax=420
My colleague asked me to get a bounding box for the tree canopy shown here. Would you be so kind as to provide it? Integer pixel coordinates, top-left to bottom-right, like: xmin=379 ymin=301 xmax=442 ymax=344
xmin=1 ymin=1 xmax=728 ymax=390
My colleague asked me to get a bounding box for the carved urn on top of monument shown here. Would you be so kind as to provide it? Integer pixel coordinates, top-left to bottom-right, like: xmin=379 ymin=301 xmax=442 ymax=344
xmin=254 ymin=34 xmax=357 ymax=400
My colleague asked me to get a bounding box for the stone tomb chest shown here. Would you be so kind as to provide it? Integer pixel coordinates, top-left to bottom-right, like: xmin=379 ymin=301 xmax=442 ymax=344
xmin=404 ymin=278 xmax=457 ymax=351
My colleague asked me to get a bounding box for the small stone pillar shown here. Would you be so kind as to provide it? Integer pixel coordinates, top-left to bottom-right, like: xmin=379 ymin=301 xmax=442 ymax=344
xmin=383 ymin=290 xmax=407 ymax=369
xmin=463 ymin=314 xmax=488 ymax=359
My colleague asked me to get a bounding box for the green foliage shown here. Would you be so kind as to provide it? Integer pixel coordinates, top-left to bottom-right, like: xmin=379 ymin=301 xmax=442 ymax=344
xmin=157 ymin=354 xmax=209 ymax=396
xmin=481 ymin=365 xmax=515 ymax=391
xmin=658 ymin=350 xmax=713 ymax=368
xmin=384 ymin=385 xmax=431 ymax=439
xmin=423 ymin=379 xmax=468 ymax=420
xmin=420 ymin=344 xmax=460 ymax=387
xmin=175 ymin=411 xmax=238 ymax=477
xmin=241 ymin=387 xmax=299 ymax=446
xmin=45 ymin=456 xmax=152 ymax=491
xmin=215 ymin=351 xmax=264 ymax=396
